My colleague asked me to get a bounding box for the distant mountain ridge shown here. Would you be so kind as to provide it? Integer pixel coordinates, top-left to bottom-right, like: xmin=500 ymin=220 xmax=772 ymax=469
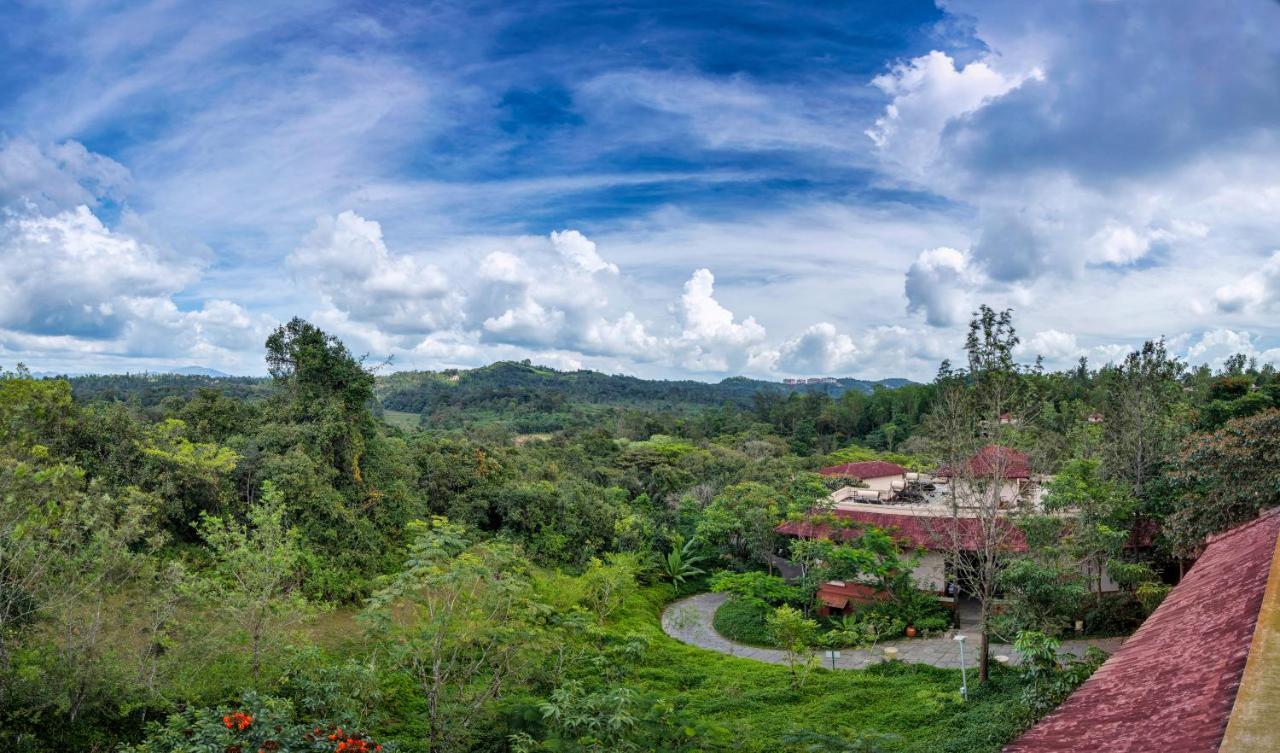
xmin=376 ymin=360 xmax=915 ymax=417
xmin=168 ymin=365 xmax=232 ymax=377
xmin=47 ymin=361 xmax=917 ymax=420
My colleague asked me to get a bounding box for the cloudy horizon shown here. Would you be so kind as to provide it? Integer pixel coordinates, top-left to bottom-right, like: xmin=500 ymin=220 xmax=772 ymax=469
xmin=4 ymin=0 xmax=1280 ymax=381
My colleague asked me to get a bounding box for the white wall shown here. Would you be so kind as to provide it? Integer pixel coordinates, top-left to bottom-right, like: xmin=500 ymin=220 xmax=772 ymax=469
xmin=862 ymin=474 xmax=904 ymax=492
xmin=951 ymin=478 xmax=1045 ymax=510
xmin=912 ymin=552 xmax=947 ymax=593
xmin=1080 ymin=561 xmax=1122 ymax=593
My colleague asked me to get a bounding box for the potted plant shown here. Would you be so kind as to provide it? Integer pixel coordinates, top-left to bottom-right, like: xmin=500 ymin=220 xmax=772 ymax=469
xmin=905 ymin=625 xmax=917 ymax=638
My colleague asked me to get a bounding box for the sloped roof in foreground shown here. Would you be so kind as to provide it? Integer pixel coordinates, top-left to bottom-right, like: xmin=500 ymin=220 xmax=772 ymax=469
xmin=1006 ymin=507 xmax=1280 ymax=753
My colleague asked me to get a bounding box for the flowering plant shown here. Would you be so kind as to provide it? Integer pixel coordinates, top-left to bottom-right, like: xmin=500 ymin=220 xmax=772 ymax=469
xmin=123 ymin=692 xmax=389 ymax=753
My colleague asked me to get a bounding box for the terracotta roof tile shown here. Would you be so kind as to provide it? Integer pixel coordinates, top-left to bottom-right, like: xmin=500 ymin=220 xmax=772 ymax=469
xmin=819 ymin=460 xmax=908 ymax=479
xmin=1005 ymin=507 xmax=1280 ymax=753
xmin=938 ymin=445 xmax=1031 ymax=480
xmin=778 ymin=508 xmax=1028 ymax=553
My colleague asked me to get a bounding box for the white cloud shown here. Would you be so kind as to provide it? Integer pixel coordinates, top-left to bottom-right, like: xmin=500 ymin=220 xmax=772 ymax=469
xmin=1184 ymin=328 xmax=1258 ymax=368
xmin=288 ymin=210 xmax=457 ymax=341
xmin=551 ymin=229 xmax=618 ymax=275
xmin=904 ymin=247 xmax=981 ymax=327
xmin=0 ymin=206 xmax=196 ymax=339
xmin=584 ymin=312 xmax=660 ymax=358
xmin=674 ymin=268 xmax=768 ymax=371
xmin=1020 ymin=329 xmax=1081 ymax=361
xmin=774 ymin=322 xmax=860 ymax=374
xmin=1214 ymin=251 xmax=1280 ymax=313
xmin=0 ymin=204 xmax=267 ymax=371
xmin=0 ymin=137 xmax=130 ymax=213
xmin=867 ymin=51 xmax=1032 ymax=177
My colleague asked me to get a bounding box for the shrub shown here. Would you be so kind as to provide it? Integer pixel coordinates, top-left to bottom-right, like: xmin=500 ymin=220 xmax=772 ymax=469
xmin=914 ymin=616 xmax=950 ymax=635
xmin=1082 ymin=593 xmax=1144 ymax=636
xmin=708 ymin=570 xmax=800 ymax=606
xmin=1136 ymin=581 xmax=1172 ymax=614
xmin=123 ymin=691 xmax=388 ymax=753
xmin=712 ymin=596 xmax=775 ymax=646
xmin=1014 ymin=631 xmax=1109 ymax=714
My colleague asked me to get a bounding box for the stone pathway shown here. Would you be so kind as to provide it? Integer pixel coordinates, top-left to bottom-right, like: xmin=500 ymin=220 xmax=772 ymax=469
xmin=661 ymin=592 xmax=1125 ymax=670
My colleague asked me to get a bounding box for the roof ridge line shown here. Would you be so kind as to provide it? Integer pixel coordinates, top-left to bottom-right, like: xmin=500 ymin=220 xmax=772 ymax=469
xmin=1206 ymin=506 xmax=1280 ymax=546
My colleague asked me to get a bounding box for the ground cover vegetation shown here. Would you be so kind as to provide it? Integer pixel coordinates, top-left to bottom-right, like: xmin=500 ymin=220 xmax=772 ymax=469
xmin=3 ymin=309 xmax=1277 ymax=751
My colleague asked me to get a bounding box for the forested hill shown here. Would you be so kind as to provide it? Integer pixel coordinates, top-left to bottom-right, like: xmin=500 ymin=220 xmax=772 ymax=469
xmin=54 ymin=361 xmax=915 ymax=434
xmin=375 ymin=360 xmax=913 ymax=426
xmin=65 ymin=372 xmax=271 ymax=405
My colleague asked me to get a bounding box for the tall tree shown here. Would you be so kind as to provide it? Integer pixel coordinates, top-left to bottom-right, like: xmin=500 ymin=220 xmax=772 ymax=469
xmin=365 ymin=518 xmax=551 ymax=753
xmin=1099 ymin=339 xmax=1185 ymax=497
xmin=1167 ymin=408 xmax=1280 ymax=556
xmin=264 ymin=317 xmax=377 ymax=485
xmin=199 ymin=482 xmax=314 ymax=683
xmin=923 ymin=305 xmax=1036 ymax=682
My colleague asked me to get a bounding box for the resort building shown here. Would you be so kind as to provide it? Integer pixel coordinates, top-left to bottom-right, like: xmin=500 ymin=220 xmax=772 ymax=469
xmin=820 ymin=460 xmax=910 ymax=503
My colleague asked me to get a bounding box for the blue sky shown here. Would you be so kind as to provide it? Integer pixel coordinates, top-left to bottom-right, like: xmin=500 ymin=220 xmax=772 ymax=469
xmin=3 ymin=0 xmax=1280 ymax=379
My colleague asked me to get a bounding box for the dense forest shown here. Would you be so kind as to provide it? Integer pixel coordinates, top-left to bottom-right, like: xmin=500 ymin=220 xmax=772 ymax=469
xmin=4 ymin=310 xmax=1279 ymax=752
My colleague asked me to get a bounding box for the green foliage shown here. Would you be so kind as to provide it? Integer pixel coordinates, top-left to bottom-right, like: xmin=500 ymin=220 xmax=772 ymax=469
xmin=124 ymin=690 xmax=388 ymax=753
xmin=1168 ymin=408 xmax=1280 ymax=555
xmin=1135 ymin=581 xmax=1172 ymax=614
xmin=363 ymin=517 xmax=554 ymax=753
xmin=1081 ymin=593 xmax=1145 ymax=636
xmin=782 ymin=728 xmax=899 ymax=753
xmin=12 ymin=308 xmax=1270 ymax=753
xmin=696 ymin=482 xmax=786 ymax=568
xmin=709 ymin=571 xmax=799 ymax=606
xmin=766 ymin=605 xmax=820 ymax=689
xmin=823 ymin=446 xmax=927 ymax=472
xmin=199 ymin=482 xmax=317 ymax=682
xmin=1012 ymin=631 xmax=1108 ymax=714
xmin=659 ymin=534 xmax=706 ymax=587
xmin=579 ymin=553 xmax=641 ymax=624
xmin=712 ymin=596 xmax=776 ymax=647
xmin=509 ymin=680 xmax=727 ymax=752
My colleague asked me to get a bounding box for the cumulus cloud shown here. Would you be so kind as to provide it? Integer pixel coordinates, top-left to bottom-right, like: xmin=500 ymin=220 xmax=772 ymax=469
xmin=1214 ymin=251 xmax=1280 ymax=313
xmin=289 ymin=211 xmax=456 ymax=340
xmin=675 ymin=268 xmax=768 ymax=371
xmin=584 ymin=312 xmax=660 ymax=359
xmin=289 ymin=214 xmax=668 ymax=362
xmin=774 ymin=322 xmax=860 ymax=374
xmin=0 ymin=137 xmax=130 ymax=213
xmin=877 ymin=0 xmax=1280 ymax=337
xmin=1183 ymin=328 xmax=1260 ymax=368
xmin=937 ymin=0 xmax=1280 ymax=180
xmin=550 ymin=229 xmax=618 ymax=275
xmin=1019 ymin=329 xmax=1081 ymax=361
xmin=0 ymin=206 xmax=196 ymax=339
xmin=867 ymin=50 xmax=1031 ymax=178
xmin=0 ymin=204 xmax=267 ymax=369
xmin=904 ymin=247 xmax=982 ymax=327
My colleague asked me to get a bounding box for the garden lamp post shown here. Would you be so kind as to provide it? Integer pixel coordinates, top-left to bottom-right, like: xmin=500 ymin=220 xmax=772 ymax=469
xmin=954 ymin=634 xmax=968 ymax=701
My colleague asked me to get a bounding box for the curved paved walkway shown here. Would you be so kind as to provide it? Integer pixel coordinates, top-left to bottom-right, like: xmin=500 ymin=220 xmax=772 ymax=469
xmin=661 ymin=592 xmax=1124 ymax=670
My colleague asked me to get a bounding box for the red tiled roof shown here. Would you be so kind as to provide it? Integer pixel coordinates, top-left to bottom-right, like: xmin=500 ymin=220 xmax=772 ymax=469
xmin=1005 ymin=507 xmax=1280 ymax=753
xmin=819 ymin=460 xmax=908 ymax=479
xmin=816 ymin=580 xmax=887 ymax=609
xmin=778 ymin=508 xmax=1028 ymax=553
xmin=937 ymin=444 xmax=1031 ymax=480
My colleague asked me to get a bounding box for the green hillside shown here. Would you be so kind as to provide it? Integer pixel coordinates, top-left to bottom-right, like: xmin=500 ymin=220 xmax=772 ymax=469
xmin=376 ymin=360 xmax=913 ymax=431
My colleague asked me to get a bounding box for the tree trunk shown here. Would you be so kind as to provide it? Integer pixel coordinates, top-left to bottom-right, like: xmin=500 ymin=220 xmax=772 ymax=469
xmin=978 ymin=600 xmax=991 ymax=683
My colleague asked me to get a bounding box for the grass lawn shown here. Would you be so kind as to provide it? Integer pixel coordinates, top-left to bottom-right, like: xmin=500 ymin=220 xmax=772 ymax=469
xmin=381 ymin=409 xmax=421 ymax=431
xmin=619 ymin=587 xmax=1034 ymax=753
